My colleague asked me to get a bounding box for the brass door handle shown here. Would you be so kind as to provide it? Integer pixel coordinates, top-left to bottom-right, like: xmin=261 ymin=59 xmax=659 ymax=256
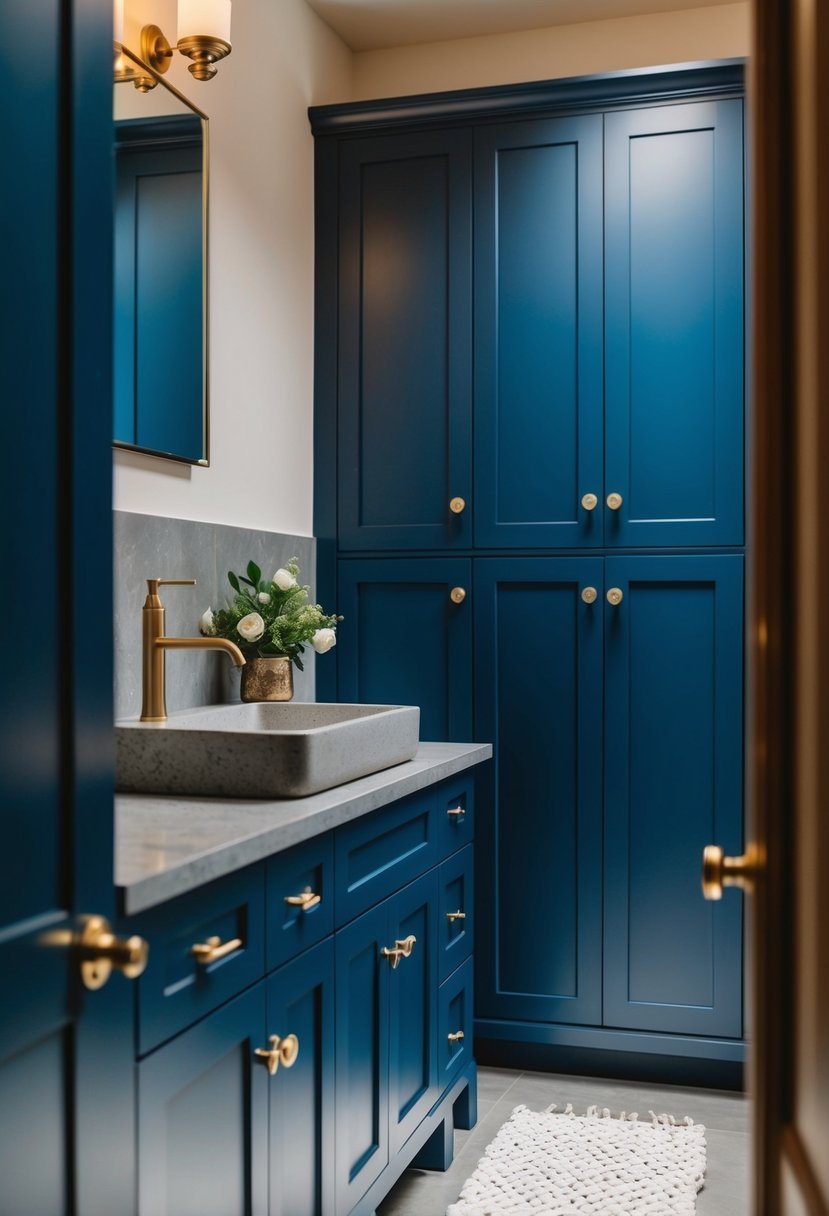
xmin=607 ymin=587 xmax=624 ymax=606
xmin=581 ymin=586 xmax=598 ymax=604
xmin=190 ymin=935 xmax=243 ymax=965
xmin=446 ymin=910 xmax=466 ymax=923
xmin=449 ymin=496 xmax=466 ymax=514
xmin=607 ymin=492 xmax=623 ymax=510
xmin=581 ymin=493 xmax=598 ymax=511
xmin=79 ymin=916 xmax=149 ymax=991
xmin=381 ymin=934 xmax=417 ymax=969
xmin=450 ymin=587 xmax=467 ymax=604
xmin=255 ymin=1033 xmax=300 ymax=1076
xmin=702 ymin=844 xmax=763 ymax=900
xmin=447 ymin=1030 xmax=465 ymax=1043
xmin=284 ymin=889 xmax=321 ymax=911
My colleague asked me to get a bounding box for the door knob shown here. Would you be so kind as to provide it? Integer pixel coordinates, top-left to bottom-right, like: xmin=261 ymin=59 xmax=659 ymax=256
xmin=79 ymin=915 xmax=149 ymax=991
xmin=606 ymin=587 xmax=623 ymax=606
xmin=450 ymin=587 xmax=467 ymax=604
xmin=581 ymin=493 xmax=598 ymax=511
xmin=449 ymin=497 xmax=466 ymax=514
xmin=701 ymin=844 xmax=763 ymax=900
xmin=607 ymin=492 xmax=623 ymax=510
xmin=255 ymin=1033 xmax=300 ymax=1076
xmin=581 ymin=587 xmax=598 ymax=604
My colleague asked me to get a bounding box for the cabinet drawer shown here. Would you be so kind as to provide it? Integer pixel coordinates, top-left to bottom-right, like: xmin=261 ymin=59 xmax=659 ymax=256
xmin=438 ymin=956 xmax=474 ymax=1091
xmin=438 ymin=846 xmax=474 ymax=984
xmin=436 ymin=779 xmax=474 ymax=859
xmin=134 ymin=865 xmax=266 ymax=1056
xmin=267 ymin=834 xmax=334 ymax=971
xmin=335 ymin=792 xmax=437 ymax=924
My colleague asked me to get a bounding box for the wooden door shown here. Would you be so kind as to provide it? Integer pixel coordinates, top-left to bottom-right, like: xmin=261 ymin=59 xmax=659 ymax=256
xmin=473 ymin=115 xmax=604 ymax=548
xmin=474 ymin=558 xmax=604 ymax=1027
xmin=0 ymin=3 xmax=133 ymax=1214
xmin=337 ymin=129 xmax=472 ymax=552
xmin=604 ymin=100 xmax=744 ymax=549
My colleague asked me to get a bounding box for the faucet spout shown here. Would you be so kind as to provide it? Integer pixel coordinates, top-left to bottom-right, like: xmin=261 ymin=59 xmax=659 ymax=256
xmin=160 ymin=636 xmax=246 ymax=667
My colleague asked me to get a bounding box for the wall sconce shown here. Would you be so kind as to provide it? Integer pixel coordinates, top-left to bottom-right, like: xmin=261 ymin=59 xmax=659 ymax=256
xmin=143 ymin=0 xmax=232 ymax=83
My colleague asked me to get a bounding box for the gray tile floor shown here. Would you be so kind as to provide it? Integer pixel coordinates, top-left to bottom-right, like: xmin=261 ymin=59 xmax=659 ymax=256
xmin=377 ymin=1067 xmax=751 ymax=1216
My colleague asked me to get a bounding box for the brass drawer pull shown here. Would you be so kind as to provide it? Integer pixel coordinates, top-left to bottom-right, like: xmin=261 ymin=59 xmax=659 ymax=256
xmin=447 ymin=1030 xmax=465 ymax=1044
xmin=606 ymin=491 xmax=623 ymax=510
xmin=381 ymin=934 xmax=417 ymax=970
xmin=255 ymin=1033 xmax=300 ymax=1076
xmin=450 ymin=586 xmax=467 ymax=604
xmin=190 ymin=935 xmax=243 ymax=965
xmin=581 ymin=586 xmax=598 ymax=605
xmin=606 ymin=587 xmax=624 ymax=607
xmin=447 ymin=806 xmax=466 ymax=819
xmin=284 ymin=888 xmax=321 ymax=911
xmin=446 ymin=910 xmax=466 ymax=923
xmin=449 ymin=496 xmax=466 ymax=514
xmin=79 ymin=916 xmax=149 ymax=991
xmin=581 ymin=492 xmax=598 ymax=511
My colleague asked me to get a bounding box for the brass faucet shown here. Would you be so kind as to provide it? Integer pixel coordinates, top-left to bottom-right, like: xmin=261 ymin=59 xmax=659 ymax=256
xmin=141 ymin=579 xmax=246 ymax=722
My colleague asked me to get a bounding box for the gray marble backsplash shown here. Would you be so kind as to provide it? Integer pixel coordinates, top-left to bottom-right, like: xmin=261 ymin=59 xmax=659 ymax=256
xmin=114 ymin=511 xmax=317 ymax=718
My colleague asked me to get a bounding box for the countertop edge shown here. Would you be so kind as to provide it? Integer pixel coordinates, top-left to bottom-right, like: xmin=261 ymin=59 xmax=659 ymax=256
xmin=116 ymin=742 xmax=492 ymax=916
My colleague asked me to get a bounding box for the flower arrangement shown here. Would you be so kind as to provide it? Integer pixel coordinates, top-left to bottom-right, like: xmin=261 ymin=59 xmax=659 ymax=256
xmin=199 ymin=557 xmax=340 ymax=671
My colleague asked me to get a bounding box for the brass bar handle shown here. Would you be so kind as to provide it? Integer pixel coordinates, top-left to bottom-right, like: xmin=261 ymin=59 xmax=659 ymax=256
xmin=450 ymin=587 xmax=467 ymax=604
xmin=581 ymin=587 xmax=598 ymax=604
xmin=381 ymin=934 xmax=417 ymax=969
xmin=581 ymin=493 xmax=598 ymax=511
xmin=255 ymin=1033 xmax=300 ymax=1077
xmin=78 ymin=916 xmax=149 ymax=991
xmin=190 ymin=935 xmax=243 ymax=965
xmin=447 ymin=806 xmax=466 ymax=819
xmin=607 ymin=587 xmax=624 ymax=606
xmin=447 ymin=1030 xmax=465 ymax=1043
xmin=449 ymin=497 xmax=466 ymax=514
xmin=701 ymin=844 xmax=763 ymax=901
xmin=446 ymin=910 xmax=466 ymax=923
xmin=606 ymin=492 xmax=623 ymax=510
xmin=284 ymin=889 xmax=321 ymax=911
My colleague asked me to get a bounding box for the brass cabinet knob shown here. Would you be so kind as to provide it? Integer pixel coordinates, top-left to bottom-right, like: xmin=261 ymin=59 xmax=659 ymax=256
xmin=606 ymin=492 xmax=623 ymax=510
xmin=447 ymin=1030 xmax=465 ymax=1043
xmin=581 ymin=493 xmax=598 ymax=511
xmin=381 ymin=934 xmax=417 ymax=969
xmin=190 ymin=935 xmax=243 ymax=965
xmin=607 ymin=587 xmax=624 ymax=606
xmin=450 ymin=587 xmax=467 ymax=604
xmin=255 ymin=1033 xmax=300 ymax=1076
xmin=446 ymin=909 xmax=466 ymax=923
xmin=581 ymin=587 xmax=598 ymax=605
xmin=79 ymin=915 xmax=149 ymax=991
xmin=284 ymin=889 xmax=321 ymax=911
xmin=701 ymin=844 xmax=763 ymax=901
xmin=449 ymin=496 xmax=466 ymax=514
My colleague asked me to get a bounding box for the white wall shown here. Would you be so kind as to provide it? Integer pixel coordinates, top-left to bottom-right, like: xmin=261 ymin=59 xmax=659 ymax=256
xmin=351 ymin=2 xmax=749 ymax=99
xmin=113 ymin=0 xmax=351 ymax=535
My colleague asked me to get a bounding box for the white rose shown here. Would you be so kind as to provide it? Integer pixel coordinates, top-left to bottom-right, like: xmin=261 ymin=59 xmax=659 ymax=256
xmin=311 ymin=628 xmax=336 ymax=654
xmin=199 ymin=608 xmax=216 ymax=636
xmin=258 ymin=592 xmax=271 ymax=605
xmin=237 ymin=612 xmax=266 ymax=643
xmin=273 ymin=568 xmax=297 ymax=591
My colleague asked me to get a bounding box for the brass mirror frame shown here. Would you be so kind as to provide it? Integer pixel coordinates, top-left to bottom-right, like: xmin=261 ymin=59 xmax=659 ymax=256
xmin=113 ymin=42 xmax=210 ymax=467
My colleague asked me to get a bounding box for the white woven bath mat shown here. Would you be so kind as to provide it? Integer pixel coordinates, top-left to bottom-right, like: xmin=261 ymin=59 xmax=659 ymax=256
xmin=447 ymin=1103 xmax=707 ymax=1215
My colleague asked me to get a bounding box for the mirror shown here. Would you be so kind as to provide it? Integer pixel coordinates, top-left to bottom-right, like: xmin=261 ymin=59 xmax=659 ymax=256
xmin=113 ymin=44 xmax=208 ymax=465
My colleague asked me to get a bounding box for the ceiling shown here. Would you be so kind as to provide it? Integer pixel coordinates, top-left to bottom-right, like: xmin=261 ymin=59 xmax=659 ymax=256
xmin=305 ymin=0 xmax=740 ymax=52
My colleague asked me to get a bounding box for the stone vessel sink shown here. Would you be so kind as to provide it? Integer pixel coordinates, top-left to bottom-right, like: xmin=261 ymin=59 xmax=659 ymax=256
xmin=116 ymin=702 xmax=420 ymax=799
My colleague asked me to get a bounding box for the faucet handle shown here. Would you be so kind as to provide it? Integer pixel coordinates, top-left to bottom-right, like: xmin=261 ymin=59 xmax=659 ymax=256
xmin=145 ymin=578 xmax=197 ymax=605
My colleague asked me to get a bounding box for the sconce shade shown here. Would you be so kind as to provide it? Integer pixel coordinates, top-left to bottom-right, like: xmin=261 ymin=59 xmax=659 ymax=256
xmin=178 ymin=0 xmax=232 ymax=45
xmin=113 ymin=0 xmax=124 ymax=42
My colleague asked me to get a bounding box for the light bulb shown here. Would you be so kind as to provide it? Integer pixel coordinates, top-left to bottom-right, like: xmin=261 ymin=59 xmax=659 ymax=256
xmin=178 ymin=0 xmax=232 ymax=45
xmin=113 ymin=0 xmax=124 ymax=42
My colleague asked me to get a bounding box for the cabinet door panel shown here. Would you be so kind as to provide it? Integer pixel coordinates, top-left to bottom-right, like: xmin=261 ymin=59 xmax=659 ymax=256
xmin=138 ymin=986 xmax=268 ymax=1216
xmin=388 ymin=871 xmax=439 ymax=1155
xmin=603 ymin=555 xmax=743 ymax=1036
xmin=338 ymin=130 xmax=472 ymax=551
xmin=338 ymin=559 xmax=473 ymax=741
xmin=474 ymin=117 xmax=604 ymax=548
xmin=268 ymin=941 xmax=335 ymax=1216
xmin=605 ymin=101 xmax=744 ymax=546
xmin=335 ymin=902 xmax=390 ymax=1215
xmin=475 ymin=559 xmax=604 ymax=1025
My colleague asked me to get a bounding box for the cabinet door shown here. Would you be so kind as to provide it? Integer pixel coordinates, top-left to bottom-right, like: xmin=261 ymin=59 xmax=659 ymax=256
xmin=268 ymin=940 xmax=335 ymax=1216
xmin=605 ymin=101 xmax=744 ymax=547
xmin=475 ymin=558 xmax=604 ymax=1025
xmin=138 ymin=986 xmax=268 ymax=1216
xmin=337 ymin=559 xmax=473 ymax=741
xmin=335 ymin=902 xmax=390 ymax=1215
xmin=338 ymin=129 xmax=472 ymax=551
xmin=603 ymin=555 xmax=743 ymax=1037
xmin=474 ymin=116 xmax=604 ymax=548
xmin=388 ymin=871 xmax=440 ymax=1155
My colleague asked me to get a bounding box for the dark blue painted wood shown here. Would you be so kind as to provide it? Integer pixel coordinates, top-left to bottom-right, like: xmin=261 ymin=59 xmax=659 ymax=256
xmin=439 ymin=846 xmax=475 ymax=984
xmin=337 ymin=559 xmax=473 ymax=740
xmin=138 ymin=984 xmax=269 ymax=1216
xmin=337 ymin=130 xmax=472 ymax=551
xmin=335 ymin=791 xmax=437 ymax=924
xmin=438 ymin=957 xmax=475 ymax=1090
xmin=388 ymin=871 xmax=440 ymax=1155
xmin=475 ymin=558 xmax=604 ymax=1026
xmin=268 ymin=939 xmax=336 ymax=1216
xmin=474 ymin=116 xmax=604 ymax=548
xmin=603 ymin=554 xmax=744 ymax=1037
xmin=267 ymin=835 xmax=335 ymax=971
xmin=604 ymin=101 xmax=744 ymax=547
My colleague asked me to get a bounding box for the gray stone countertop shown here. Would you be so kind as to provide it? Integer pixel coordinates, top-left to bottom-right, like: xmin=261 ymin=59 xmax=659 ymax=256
xmin=116 ymin=742 xmax=492 ymax=916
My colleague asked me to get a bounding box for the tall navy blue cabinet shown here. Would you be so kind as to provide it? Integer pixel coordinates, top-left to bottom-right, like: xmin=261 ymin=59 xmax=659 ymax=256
xmin=312 ymin=62 xmax=746 ymax=1084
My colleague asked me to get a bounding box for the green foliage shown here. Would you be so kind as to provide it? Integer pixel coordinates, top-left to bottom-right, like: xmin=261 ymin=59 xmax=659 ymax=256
xmin=200 ymin=557 xmax=341 ymax=668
